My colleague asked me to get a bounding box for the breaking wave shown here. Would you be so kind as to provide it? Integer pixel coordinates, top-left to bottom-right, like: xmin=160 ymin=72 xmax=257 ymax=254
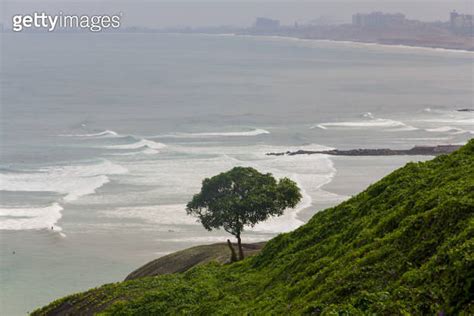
xmin=313 ymin=117 xmax=416 ymax=131
xmin=425 ymin=126 xmax=472 ymax=134
xmin=158 ymin=128 xmax=270 ymax=138
xmin=109 ymin=148 xmax=161 ymax=156
xmin=0 ymin=160 xmax=128 ymax=202
xmin=420 ymin=118 xmax=474 ymax=125
xmin=0 ymin=203 xmax=63 ymax=231
xmin=105 ymin=139 xmax=167 ymax=150
xmin=419 ymin=108 xmax=473 ymax=134
xmin=60 ymin=130 xmax=119 ymax=138
xmin=100 ymin=204 xmax=196 ymax=226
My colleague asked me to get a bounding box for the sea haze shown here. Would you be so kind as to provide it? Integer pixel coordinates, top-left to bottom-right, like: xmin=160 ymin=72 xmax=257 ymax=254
xmin=0 ymin=33 xmax=473 ymax=315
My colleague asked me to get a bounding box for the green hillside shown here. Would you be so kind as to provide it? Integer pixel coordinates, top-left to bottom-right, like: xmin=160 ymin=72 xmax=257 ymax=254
xmin=33 ymin=140 xmax=474 ymax=315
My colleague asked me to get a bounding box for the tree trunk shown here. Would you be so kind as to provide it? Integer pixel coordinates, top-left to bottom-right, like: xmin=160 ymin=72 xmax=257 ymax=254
xmin=227 ymin=239 xmax=237 ymax=263
xmin=237 ymin=234 xmax=244 ymax=260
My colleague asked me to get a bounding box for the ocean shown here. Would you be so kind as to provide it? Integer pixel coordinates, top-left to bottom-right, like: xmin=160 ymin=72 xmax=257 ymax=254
xmin=0 ymin=32 xmax=473 ymax=315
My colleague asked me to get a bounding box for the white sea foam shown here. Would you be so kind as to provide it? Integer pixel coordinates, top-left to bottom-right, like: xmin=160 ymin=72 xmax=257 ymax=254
xmin=0 ymin=160 xmax=128 ymax=202
xmin=105 ymin=139 xmax=167 ymax=150
xmin=388 ymin=125 xmax=419 ymax=132
xmin=89 ymin=144 xmax=338 ymax=234
xmin=426 ymin=126 xmax=471 ymax=134
xmin=142 ymin=148 xmax=160 ymax=154
xmin=101 ymin=204 xmax=197 ymax=226
xmin=191 ymin=128 xmax=270 ymax=137
xmin=0 ymin=160 xmax=128 ymax=231
xmin=110 ymin=147 xmax=160 ymax=156
xmin=313 ymin=114 xmax=417 ymax=132
xmin=420 ymin=118 xmax=474 ymax=125
xmin=114 ymin=145 xmax=337 ymax=193
xmin=419 ymin=117 xmax=473 ymax=135
xmin=249 ymin=155 xmax=338 ymax=233
xmin=396 ymin=137 xmax=452 ymax=142
xmin=423 ymin=108 xmax=474 ymax=115
xmin=0 ymin=203 xmax=63 ymax=231
xmin=60 ymin=129 xmax=167 ymax=152
xmin=60 ymin=130 xmax=119 ymax=137
xmin=158 ymin=128 xmax=270 ymax=138
xmin=314 ymin=118 xmax=409 ymax=129
xmin=417 ymin=108 xmax=474 ymax=134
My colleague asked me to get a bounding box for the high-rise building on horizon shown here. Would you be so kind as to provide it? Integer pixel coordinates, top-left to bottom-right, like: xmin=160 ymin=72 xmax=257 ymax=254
xmin=450 ymin=10 xmax=473 ymax=36
xmin=254 ymin=17 xmax=280 ymax=31
xmin=352 ymin=12 xmax=406 ymax=28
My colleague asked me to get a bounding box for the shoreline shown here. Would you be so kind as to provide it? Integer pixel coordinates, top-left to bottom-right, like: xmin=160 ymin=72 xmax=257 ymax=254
xmin=294 ymin=37 xmax=474 ymax=54
xmin=193 ymin=32 xmax=474 ymax=54
xmin=282 ymin=36 xmax=474 ymax=54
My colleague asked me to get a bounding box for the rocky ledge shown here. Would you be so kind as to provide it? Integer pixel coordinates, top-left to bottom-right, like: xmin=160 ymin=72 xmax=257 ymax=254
xmin=126 ymin=242 xmax=266 ymax=281
xmin=267 ymin=145 xmax=462 ymax=157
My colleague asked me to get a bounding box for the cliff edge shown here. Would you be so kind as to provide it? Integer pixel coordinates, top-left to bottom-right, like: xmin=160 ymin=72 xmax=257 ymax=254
xmin=125 ymin=242 xmax=266 ymax=281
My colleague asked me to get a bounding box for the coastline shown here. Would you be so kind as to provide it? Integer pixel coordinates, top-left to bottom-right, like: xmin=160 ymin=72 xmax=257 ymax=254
xmin=195 ymin=32 xmax=474 ymax=54
xmin=300 ymin=37 xmax=474 ymax=53
xmin=294 ymin=37 xmax=474 ymax=54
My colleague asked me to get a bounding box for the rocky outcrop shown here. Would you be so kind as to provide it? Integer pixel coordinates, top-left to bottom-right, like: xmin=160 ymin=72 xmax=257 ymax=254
xmin=266 ymin=145 xmax=462 ymax=157
xmin=125 ymin=241 xmax=266 ymax=281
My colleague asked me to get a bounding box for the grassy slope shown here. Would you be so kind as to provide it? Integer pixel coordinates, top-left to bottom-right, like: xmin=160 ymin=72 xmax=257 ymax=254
xmin=34 ymin=140 xmax=474 ymax=315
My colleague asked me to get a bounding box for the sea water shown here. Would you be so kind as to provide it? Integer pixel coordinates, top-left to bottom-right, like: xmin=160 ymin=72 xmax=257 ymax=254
xmin=0 ymin=33 xmax=473 ymax=315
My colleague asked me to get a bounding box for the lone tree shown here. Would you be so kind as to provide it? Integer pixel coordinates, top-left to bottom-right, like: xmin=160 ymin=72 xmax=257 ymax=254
xmin=186 ymin=166 xmax=302 ymax=261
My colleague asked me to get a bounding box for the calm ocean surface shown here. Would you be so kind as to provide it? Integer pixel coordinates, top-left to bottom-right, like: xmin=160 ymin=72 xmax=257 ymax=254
xmin=0 ymin=33 xmax=473 ymax=315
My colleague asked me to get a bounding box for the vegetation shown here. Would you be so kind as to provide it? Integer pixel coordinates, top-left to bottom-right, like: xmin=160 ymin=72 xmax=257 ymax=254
xmin=33 ymin=140 xmax=474 ymax=315
xmin=186 ymin=167 xmax=301 ymax=260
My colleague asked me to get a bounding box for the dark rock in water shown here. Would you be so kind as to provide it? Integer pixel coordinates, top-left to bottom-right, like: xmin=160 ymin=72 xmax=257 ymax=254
xmin=457 ymin=108 xmax=474 ymax=112
xmin=266 ymin=145 xmax=462 ymax=157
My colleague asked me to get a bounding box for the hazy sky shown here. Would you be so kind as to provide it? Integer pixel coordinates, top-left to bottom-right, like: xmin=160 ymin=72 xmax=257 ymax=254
xmin=1 ymin=1 xmax=473 ymax=27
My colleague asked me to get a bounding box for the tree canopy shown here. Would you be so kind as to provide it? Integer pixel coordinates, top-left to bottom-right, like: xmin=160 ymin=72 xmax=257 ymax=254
xmin=186 ymin=166 xmax=302 ymax=260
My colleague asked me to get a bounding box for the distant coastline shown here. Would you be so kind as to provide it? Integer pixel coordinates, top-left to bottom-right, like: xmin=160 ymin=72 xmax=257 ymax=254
xmin=271 ymin=36 xmax=474 ymax=53
xmin=203 ymin=32 xmax=474 ymax=53
xmin=235 ymin=14 xmax=474 ymax=52
xmin=160 ymin=13 xmax=474 ymax=53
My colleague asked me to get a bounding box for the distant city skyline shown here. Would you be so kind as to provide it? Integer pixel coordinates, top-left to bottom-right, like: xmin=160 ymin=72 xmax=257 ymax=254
xmin=1 ymin=0 xmax=473 ymax=28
